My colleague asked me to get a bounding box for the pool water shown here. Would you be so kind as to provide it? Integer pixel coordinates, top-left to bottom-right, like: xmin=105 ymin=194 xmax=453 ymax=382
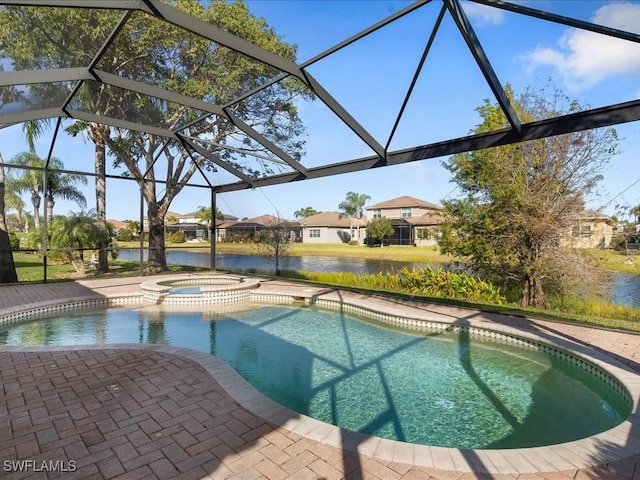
xmin=168 ymin=286 xmax=202 ymax=295
xmin=0 ymin=305 xmax=630 ymax=449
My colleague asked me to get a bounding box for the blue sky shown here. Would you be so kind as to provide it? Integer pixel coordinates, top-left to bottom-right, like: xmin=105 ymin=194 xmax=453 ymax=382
xmin=2 ymin=0 xmax=640 ymax=222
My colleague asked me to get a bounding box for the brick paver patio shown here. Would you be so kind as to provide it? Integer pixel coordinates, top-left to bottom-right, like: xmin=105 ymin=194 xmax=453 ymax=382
xmin=1 ymin=275 xmax=640 ymax=479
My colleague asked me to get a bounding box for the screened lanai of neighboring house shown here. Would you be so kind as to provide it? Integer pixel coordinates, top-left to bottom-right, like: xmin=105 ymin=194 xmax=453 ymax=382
xmin=1 ymin=0 xmax=640 ymax=278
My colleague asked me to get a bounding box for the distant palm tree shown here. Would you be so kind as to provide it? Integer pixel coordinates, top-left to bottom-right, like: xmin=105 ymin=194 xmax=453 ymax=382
xmin=196 ymin=206 xmax=224 ymax=241
xmin=338 ymin=191 xmax=370 ymax=243
xmin=338 ymin=191 xmax=370 ymax=220
xmin=3 ymin=174 xmax=26 ymax=228
xmin=7 ymin=152 xmax=87 ymax=227
xmin=196 ymin=206 xmax=224 ymax=224
xmin=631 ymin=204 xmax=640 ymax=225
xmin=293 ymin=206 xmax=319 ymax=218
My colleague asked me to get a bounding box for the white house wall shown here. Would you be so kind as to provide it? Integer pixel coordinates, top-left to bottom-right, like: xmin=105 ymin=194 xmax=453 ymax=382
xmin=302 ymin=227 xmax=353 ymax=243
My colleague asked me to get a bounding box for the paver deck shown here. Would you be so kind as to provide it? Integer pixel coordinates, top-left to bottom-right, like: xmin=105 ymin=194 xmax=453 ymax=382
xmin=1 ymin=274 xmax=640 ymax=479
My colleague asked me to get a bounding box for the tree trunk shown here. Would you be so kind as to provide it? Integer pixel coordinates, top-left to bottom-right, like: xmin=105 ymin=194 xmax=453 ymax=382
xmin=0 ymin=160 xmax=18 ymax=283
xmin=518 ymin=271 xmax=549 ymax=309
xmin=45 ymin=195 xmax=54 ymax=223
xmin=31 ymin=191 xmax=40 ymax=228
xmin=146 ymin=204 xmax=167 ymax=273
xmin=92 ymin=129 xmax=109 ymax=272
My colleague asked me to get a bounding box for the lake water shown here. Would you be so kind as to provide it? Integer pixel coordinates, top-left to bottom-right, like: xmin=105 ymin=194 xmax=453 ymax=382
xmin=117 ymin=248 xmax=437 ymax=274
xmin=116 ymin=248 xmax=640 ymax=307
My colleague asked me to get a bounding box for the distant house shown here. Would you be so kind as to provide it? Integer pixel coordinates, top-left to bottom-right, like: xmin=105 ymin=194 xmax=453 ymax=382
xmin=562 ymin=211 xmax=615 ymax=249
xmin=221 ymin=214 xmax=301 ymax=243
xmin=161 ymin=211 xmax=238 ymax=242
xmin=107 ymin=219 xmax=128 ymax=232
xmin=298 ymin=212 xmax=366 ymax=243
xmin=164 ymin=210 xmax=211 ymax=241
xmin=214 ymin=215 xmax=240 ymax=242
xmin=365 ymin=196 xmax=443 ymax=246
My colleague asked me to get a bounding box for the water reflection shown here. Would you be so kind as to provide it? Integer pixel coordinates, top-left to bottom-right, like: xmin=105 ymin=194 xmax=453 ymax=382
xmin=118 ymin=248 xmax=438 ymax=275
xmin=611 ymin=273 xmax=640 ymax=307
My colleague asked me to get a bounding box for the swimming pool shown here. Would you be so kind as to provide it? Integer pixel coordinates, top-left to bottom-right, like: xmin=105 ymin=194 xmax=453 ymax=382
xmin=0 ymin=303 xmax=630 ymax=449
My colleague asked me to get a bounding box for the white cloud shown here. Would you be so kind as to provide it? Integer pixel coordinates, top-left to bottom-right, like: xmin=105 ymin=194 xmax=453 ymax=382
xmin=523 ymin=2 xmax=640 ymax=92
xmin=461 ymin=1 xmax=505 ymax=27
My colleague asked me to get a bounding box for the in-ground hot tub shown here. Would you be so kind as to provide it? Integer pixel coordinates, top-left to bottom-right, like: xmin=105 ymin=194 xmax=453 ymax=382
xmin=140 ymin=274 xmax=260 ymax=305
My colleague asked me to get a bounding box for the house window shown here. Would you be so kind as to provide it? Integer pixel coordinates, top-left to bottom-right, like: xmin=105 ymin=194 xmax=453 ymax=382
xmin=372 ymin=209 xmax=381 ymax=219
xmin=401 ymin=208 xmax=411 ymax=218
xmin=571 ymin=225 xmax=591 ymax=238
xmin=309 ymin=228 xmax=320 ymax=238
xmin=416 ymin=227 xmax=441 ymax=240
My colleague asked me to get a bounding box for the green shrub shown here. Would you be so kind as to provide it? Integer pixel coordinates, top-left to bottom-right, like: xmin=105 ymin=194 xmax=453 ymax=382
xmin=292 ymin=267 xmax=505 ymax=305
xmin=166 ymin=231 xmax=185 ymax=243
xmin=549 ymin=295 xmax=640 ymax=323
xmin=116 ymin=228 xmax=135 ymax=242
xmin=397 ymin=267 xmax=505 ymax=304
xmin=8 ymin=232 xmax=19 ymax=250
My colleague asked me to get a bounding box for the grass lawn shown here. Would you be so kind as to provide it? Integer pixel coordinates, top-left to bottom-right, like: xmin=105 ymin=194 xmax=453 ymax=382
xmin=579 ymin=248 xmax=640 ymax=275
xmin=13 ymin=252 xmax=77 ymax=283
xmin=11 ymin=251 xmax=209 ymax=283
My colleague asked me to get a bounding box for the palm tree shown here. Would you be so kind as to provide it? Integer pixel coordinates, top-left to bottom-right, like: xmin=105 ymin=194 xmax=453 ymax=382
xmin=293 ymin=206 xmax=319 ymax=219
xmin=1 ymin=158 xmax=27 ymax=230
xmin=196 ymin=206 xmax=224 ymax=223
xmin=45 ymin=163 xmax=88 ymax=223
xmin=631 ymin=204 xmax=640 ymax=225
xmin=7 ymin=152 xmax=43 ymax=228
xmin=338 ymin=192 xmax=370 ymax=219
xmin=338 ymin=191 xmax=370 ymax=243
xmin=31 ymin=210 xmax=113 ymax=273
xmin=196 ymin=206 xmax=224 ymax=240
xmin=7 ymin=152 xmax=87 ymax=227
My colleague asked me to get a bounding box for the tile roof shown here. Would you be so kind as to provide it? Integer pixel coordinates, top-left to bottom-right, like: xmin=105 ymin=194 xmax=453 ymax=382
xmin=366 ymin=195 xmax=441 ymax=210
xmin=298 ymin=211 xmax=365 ymax=227
xmin=107 ymin=219 xmax=128 ymax=229
xmin=405 ymin=212 xmax=445 ymax=225
xmin=229 ymin=214 xmax=300 ymax=227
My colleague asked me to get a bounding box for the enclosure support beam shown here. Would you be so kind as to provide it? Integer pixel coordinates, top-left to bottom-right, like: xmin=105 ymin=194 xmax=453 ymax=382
xmin=211 ymin=189 xmax=216 ymax=271
xmin=42 ymin=169 xmax=48 ymax=283
xmin=139 ymin=184 xmax=145 ymax=276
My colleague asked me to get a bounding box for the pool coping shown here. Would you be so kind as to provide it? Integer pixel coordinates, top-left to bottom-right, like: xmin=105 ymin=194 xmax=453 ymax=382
xmin=1 ymin=274 xmax=640 ymax=475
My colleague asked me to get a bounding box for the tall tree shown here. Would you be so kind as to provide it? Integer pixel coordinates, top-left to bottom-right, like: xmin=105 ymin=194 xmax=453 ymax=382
xmin=0 ymin=70 xmax=20 ymax=282
xmin=0 ymin=154 xmax=18 ymax=283
xmin=2 ymin=6 xmax=122 ymax=272
xmin=338 ymin=191 xmax=370 ymax=243
xmin=7 ymin=153 xmax=87 ymax=226
xmin=439 ymin=86 xmax=618 ymax=309
xmin=293 ymin=206 xmax=319 ymax=218
xmin=7 ymin=153 xmax=44 ymax=228
xmin=0 ymin=2 xmax=310 ymax=274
